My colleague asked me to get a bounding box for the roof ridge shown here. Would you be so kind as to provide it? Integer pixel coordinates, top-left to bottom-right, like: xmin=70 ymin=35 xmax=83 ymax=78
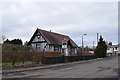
xmin=37 ymin=28 xmax=68 ymax=37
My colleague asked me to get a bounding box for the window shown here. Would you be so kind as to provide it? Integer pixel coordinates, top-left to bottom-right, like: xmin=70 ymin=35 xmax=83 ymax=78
xmin=115 ymin=47 xmax=117 ymax=50
xmin=62 ymin=43 xmax=67 ymax=48
xmin=36 ymin=43 xmax=41 ymax=51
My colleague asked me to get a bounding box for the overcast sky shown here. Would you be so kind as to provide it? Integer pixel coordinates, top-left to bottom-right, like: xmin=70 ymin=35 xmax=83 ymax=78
xmin=1 ymin=2 xmax=118 ymax=46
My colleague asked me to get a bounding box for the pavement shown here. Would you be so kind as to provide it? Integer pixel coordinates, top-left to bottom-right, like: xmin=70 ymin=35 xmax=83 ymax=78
xmin=2 ymin=56 xmax=114 ymax=74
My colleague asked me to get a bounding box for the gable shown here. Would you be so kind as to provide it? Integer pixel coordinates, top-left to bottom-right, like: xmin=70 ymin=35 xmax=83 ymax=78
xmin=28 ymin=29 xmax=47 ymax=45
xmin=32 ymin=32 xmax=45 ymax=42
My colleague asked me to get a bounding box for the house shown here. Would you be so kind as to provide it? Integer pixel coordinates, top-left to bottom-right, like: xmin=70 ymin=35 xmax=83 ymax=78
xmin=107 ymin=44 xmax=119 ymax=56
xmin=28 ymin=28 xmax=78 ymax=56
xmin=77 ymin=46 xmax=95 ymax=56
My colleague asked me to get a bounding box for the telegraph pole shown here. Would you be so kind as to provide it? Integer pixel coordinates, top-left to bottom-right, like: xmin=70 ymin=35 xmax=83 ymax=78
xmin=97 ymin=33 xmax=99 ymax=45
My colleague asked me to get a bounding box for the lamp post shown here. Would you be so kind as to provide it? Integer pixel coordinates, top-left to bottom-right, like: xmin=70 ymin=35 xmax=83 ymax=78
xmin=82 ymin=34 xmax=87 ymax=53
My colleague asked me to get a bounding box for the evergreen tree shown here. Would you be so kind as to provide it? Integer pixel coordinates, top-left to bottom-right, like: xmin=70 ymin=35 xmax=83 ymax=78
xmin=4 ymin=39 xmax=11 ymax=44
xmin=95 ymin=35 xmax=107 ymax=58
xmin=108 ymin=42 xmax=112 ymax=45
xmin=24 ymin=41 xmax=28 ymax=46
xmin=4 ymin=39 xmax=23 ymax=45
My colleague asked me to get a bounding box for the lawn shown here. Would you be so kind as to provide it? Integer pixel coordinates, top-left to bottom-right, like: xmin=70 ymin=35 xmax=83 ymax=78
xmin=2 ymin=62 xmax=29 ymax=67
xmin=2 ymin=62 xmax=12 ymax=67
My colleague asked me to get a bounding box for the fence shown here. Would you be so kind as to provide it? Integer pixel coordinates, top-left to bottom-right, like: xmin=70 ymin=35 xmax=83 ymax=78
xmin=42 ymin=55 xmax=97 ymax=64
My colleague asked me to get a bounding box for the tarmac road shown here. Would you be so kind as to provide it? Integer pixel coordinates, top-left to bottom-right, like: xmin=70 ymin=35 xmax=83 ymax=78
xmin=2 ymin=56 xmax=119 ymax=79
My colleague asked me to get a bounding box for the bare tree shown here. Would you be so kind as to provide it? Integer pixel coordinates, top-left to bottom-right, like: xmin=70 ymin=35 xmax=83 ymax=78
xmin=0 ymin=35 xmax=6 ymax=43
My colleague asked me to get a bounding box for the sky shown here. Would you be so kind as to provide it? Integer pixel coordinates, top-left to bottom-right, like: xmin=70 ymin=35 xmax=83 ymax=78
xmin=1 ymin=1 xmax=118 ymax=46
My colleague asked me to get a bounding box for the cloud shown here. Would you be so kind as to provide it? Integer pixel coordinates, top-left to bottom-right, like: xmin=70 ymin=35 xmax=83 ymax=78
xmin=2 ymin=2 xmax=118 ymax=46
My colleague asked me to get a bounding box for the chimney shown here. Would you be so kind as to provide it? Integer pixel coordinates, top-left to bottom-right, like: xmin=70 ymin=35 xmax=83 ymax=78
xmin=50 ymin=30 xmax=51 ymax=32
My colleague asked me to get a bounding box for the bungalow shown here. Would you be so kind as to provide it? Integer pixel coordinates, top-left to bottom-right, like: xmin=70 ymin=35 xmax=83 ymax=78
xmin=28 ymin=28 xmax=78 ymax=56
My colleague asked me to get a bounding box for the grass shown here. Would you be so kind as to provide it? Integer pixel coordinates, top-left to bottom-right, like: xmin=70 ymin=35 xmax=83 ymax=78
xmin=2 ymin=62 xmax=12 ymax=67
xmin=2 ymin=62 xmax=28 ymax=67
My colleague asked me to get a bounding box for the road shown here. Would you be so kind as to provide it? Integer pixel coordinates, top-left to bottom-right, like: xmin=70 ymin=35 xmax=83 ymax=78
xmin=2 ymin=56 xmax=118 ymax=79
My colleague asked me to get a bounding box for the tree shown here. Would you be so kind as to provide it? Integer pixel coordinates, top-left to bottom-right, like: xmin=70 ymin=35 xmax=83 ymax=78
xmin=11 ymin=39 xmax=23 ymax=45
xmin=4 ymin=39 xmax=11 ymax=44
xmin=2 ymin=44 xmax=19 ymax=65
xmin=4 ymin=38 xmax=23 ymax=45
xmin=2 ymin=43 xmax=32 ymax=65
xmin=108 ymin=42 xmax=112 ymax=45
xmin=24 ymin=41 xmax=28 ymax=46
xmin=95 ymin=35 xmax=107 ymax=58
xmin=19 ymin=45 xmax=31 ymax=64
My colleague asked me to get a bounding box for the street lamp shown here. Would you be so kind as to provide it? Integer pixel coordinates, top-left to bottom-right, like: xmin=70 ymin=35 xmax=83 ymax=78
xmin=82 ymin=34 xmax=87 ymax=53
